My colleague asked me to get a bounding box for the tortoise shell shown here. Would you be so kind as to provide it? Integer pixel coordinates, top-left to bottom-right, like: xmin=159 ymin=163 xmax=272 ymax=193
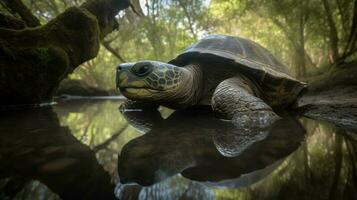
xmin=169 ymin=35 xmax=306 ymax=106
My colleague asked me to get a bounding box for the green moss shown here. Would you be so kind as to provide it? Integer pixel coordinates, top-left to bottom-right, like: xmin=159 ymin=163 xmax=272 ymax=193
xmin=0 ymin=1 xmax=128 ymax=105
xmin=35 ymin=48 xmax=52 ymax=66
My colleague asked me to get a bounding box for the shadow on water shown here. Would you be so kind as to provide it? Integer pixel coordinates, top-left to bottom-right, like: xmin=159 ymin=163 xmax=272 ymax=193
xmin=0 ymin=100 xmax=356 ymax=200
xmin=0 ymin=107 xmax=116 ymax=200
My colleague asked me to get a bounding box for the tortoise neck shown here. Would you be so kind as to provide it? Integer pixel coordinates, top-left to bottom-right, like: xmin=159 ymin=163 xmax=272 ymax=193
xmin=164 ymin=63 xmax=203 ymax=108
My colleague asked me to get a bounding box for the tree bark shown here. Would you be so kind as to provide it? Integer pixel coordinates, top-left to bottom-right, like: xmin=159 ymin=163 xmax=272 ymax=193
xmin=102 ymin=40 xmax=126 ymax=62
xmin=0 ymin=0 xmax=130 ymax=106
xmin=177 ymin=0 xmax=198 ymax=40
xmin=0 ymin=13 xmax=25 ymax=29
xmin=1 ymin=0 xmax=41 ymax=27
xmin=82 ymin=0 xmax=130 ymax=38
xmin=321 ymin=0 xmax=340 ymax=62
xmin=342 ymin=0 xmax=357 ymax=60
xmin=270 ymin=17 xmax=308 ymax=78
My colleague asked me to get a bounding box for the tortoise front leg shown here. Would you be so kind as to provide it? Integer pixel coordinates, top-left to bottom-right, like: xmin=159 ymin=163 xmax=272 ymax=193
xmin=211 ymin=76 xmax=280 ymax=128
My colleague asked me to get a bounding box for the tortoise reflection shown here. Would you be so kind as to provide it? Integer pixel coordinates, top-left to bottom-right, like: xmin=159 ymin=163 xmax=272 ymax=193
xmin=118 ymin=106 xmax=305 ymax=187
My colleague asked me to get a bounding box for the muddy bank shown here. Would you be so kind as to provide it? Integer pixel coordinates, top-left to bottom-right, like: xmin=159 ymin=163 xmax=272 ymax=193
xmin=295 ymin=61 xmax=357 ymax=130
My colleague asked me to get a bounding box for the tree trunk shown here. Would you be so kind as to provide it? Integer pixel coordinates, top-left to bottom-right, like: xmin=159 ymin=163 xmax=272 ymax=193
xmin=321 ymin=0 xmax=340 ymax=63
xmin=0 ymin=0 xmax=41 ymax=27
xmin=0 ymin=0 xmax=130 ymax=106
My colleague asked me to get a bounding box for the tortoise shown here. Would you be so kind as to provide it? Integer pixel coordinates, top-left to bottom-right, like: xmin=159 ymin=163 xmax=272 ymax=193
xmin=116 ymin=35 xmax=306 ymax=126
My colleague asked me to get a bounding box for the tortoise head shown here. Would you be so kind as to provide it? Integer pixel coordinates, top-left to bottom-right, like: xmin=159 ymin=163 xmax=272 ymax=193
xmin=116 ymin=61 xmax=188 ymax=102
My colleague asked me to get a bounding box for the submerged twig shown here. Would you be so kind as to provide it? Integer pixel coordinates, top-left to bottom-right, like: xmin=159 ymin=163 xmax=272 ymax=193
xmin=93 ymin=125 xmax=129 ymax=152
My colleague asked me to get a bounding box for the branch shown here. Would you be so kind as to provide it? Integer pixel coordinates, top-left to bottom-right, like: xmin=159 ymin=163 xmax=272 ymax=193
xmin=321 ymin=0 xmax=340 ymax=62
xmin=129 ymin=0 xmax=142 ymax=16
xmin=270 ymin=17 xmax=297 ymax=48
xmin=81 ymin=0 xmax=130 ymax=38
xmin=1 ymin=0 xmax=40 ymax=27
xmin=335 ymin=0 xmax=349 ymax=35
xmin=177 ymin=0 xmax=197 ymax=40
xmin=93 ymin=125 xmax=128 ymax=152
xmin=102 ymin=40 xmax=126 ymax=62
xmin=305 ymin=53 xmax=319 ymax=71
xmin=342 ymin=0 xmax=357 ymax=59
xmin=0 ymin=13 xmax=25 ymax=29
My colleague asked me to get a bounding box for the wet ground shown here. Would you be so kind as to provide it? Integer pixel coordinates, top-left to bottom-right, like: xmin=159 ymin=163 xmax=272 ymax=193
xmin=0 ymin=99 xmax=356 ymax=200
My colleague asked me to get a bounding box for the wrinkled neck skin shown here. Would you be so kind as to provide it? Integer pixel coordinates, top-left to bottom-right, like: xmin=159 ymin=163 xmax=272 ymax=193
xmin=161 ymin=63 xmax=203 ymax=109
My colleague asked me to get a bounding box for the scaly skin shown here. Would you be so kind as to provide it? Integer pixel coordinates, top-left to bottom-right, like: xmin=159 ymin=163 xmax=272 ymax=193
xmin=211 ymin=75 xmax=280 ymax=128
xmin=117 ymin=60 xmax=280 ymax=127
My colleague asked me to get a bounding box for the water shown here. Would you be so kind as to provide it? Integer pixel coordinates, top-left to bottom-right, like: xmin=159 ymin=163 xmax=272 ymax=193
xmin=0 ymin=99 xmax=356 ymax=200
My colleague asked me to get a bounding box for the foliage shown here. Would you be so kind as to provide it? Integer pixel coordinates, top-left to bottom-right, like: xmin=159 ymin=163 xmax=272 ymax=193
xmin=208 ymin=0 xmax=356 ymax=77
xmin=1 ymin=0 xmax=356 ymax=88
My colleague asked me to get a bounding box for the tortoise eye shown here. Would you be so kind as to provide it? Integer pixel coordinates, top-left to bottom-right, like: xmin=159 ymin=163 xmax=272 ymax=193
xmin=131 ymin=64 xmax=152 ymax=77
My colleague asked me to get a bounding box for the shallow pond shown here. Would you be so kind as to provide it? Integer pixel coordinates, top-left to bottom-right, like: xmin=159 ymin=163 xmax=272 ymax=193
xmin=0 ymin=99 xmax=356 ymax=200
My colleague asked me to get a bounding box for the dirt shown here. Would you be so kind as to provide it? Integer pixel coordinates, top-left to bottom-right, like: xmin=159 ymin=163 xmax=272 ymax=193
xmin=295 ymin=61 xmax=357 ymax=130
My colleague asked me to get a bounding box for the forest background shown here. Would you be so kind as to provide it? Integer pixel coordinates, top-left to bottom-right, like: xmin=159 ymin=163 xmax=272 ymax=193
xmin=1 ymin=0 xmax=356 ymax=93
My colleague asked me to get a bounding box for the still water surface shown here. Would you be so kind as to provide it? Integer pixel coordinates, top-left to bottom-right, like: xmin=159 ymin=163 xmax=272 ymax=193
xmin=0 ymin=100 xmax=356 ymax=200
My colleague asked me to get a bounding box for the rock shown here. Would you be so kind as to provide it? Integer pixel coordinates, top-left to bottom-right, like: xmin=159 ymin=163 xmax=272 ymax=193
xmin=295 ymin=61 xmax=357 ymax=130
